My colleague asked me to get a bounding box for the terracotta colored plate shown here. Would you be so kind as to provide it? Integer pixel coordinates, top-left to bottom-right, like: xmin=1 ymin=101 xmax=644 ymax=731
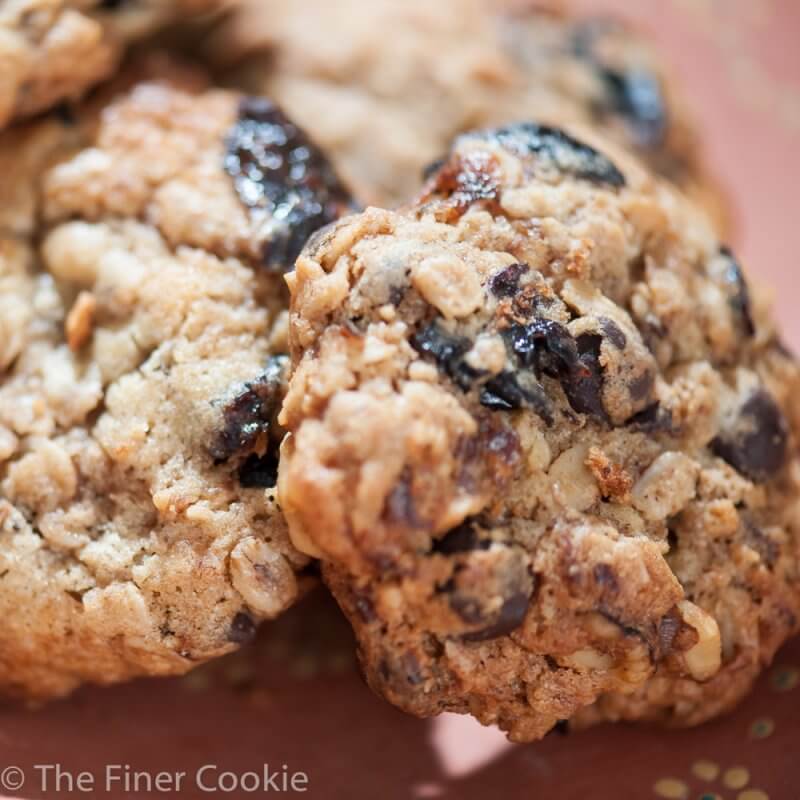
xmin=1 ymin=1 xmax=799 ymax=798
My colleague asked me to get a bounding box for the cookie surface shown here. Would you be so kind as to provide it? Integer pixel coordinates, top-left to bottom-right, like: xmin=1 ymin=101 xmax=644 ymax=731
xmin=215 ymin=0 xmax=727 ymax=229
xmin=0 ymin=0 xmax=221 ymax=128
xmin=0 ymin=59 xmax=351 ymax=699
xmin=279 ymin=122 xmax=800 ymax=741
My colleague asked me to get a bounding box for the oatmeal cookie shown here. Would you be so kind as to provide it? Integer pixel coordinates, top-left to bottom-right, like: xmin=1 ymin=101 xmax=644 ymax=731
xmin=0 ymin=59 xmax=351 ymax=699
xmin=279 ymin=122 xmax=800 ymax=741
xmin=0 ymin=0 xmax=222 ymax=128
xmin=214 ymin=0 xmax=727 ymax=230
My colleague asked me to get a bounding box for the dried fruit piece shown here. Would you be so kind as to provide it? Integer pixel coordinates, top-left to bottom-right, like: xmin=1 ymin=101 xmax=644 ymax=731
xmin=224 ymin=97 xmax=352 ymax=271
xmin=210 ymin=355 xmax=288 ymax=464
xmin=483 ymin=122 xmax=626 ymax=188
xmin=488 ymin=262 xmax=529 ymax=298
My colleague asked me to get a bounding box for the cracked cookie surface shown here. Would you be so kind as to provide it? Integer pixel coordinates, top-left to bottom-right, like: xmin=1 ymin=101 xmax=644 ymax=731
xmin=215 ymin=0 xmax=727 ymax=230
xmin=0 ymin=0 xmax=222 ymax=128
xmin=279 ymin=122 xmax=800 ymax=741
xmin=0 ymin=59 xmax=351 ymax=699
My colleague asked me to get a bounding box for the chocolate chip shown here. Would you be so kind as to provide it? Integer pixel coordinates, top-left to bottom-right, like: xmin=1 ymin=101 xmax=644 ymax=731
xmin=572 ymin=20 xmax=667 ymax=148
xmin=489 ymin=263 xmax=529 ymax=298
xmin=461 ymin=591 xmax=531 ymax=642
xmin=210 ymin=355 xmax=288 ymax=464
xmin=485 ymin=122 xmax=626 ymax=188
xmin=410 ymin=322 xmax=480 ymax=390
xmin=602 ymin=69 xmax=668 ymax=148
xmin=238 ymin=450 xmax=279 ymax=489
xmin=224 ymin=97 xmax=352 ymax=272
xmin=628 ymin=402 xmax=673 ymax=433
xmin=480 ymin=371 xmax=554 ymax=425
xmin=501 ymin=319 xmax=608 ymax=422
xmin=599 ymin=317 xmax=627 ymax=350
xmin=718 ymin=246 xmax=755 ymax=337
xmin=382 ymin=469 xmax=424 ymax=529
xmin=228 ymin=612 xmax=257 ymax=644
xmin=711 ymin=389 xmax=788 ymax=482
xmin=560 ymin=333 xmax=608 ymax=422
xmin=433 ymin=522 xmax=491 ymax=554
xmin=628 ymin=369 xmax=654 ymax=403
xmin=422 ymin=156 xmax=446 ymax=180
xmin=593 ymin=563 xmax=619 ymax=594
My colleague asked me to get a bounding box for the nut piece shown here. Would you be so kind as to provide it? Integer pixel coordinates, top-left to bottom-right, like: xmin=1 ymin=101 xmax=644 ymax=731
xmin=65 ymin=291 xmax=97 ymax=352
xmin=229 ymin=536 xmax=299 ymax=618
xmin=631 ymin=452 xmax=699 ymax=521
xmin=411 ymin=253 xmax=483 ymax=319
xmin=678 ymin=600 xmax=722 ymax=681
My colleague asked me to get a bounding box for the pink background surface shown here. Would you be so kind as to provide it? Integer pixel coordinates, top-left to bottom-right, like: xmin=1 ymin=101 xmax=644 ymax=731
xmin=1 ymin=1 xmax=799 ymax=798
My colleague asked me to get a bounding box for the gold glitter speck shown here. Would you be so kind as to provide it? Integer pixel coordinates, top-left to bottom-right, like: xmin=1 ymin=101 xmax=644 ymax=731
xmin=692 ymin=760 xmax=720 ymax=781
xmin=653 ymin=778 xmax=689 ymax=799
xmin=723 ymin=767 xmax=750 ymax=790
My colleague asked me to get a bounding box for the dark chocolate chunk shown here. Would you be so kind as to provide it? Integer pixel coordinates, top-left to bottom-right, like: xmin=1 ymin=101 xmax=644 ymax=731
xmin=410 ymin=322 xmax=480 ymax=390
xmin=599 ymin=317 xmax=627 ymax=350
xmin=224 ymin=97 xmax=352 ymax=272
xmin=593 ymin=563 xmax=619 ymax=594
xmin=228 ymin=612 xmax=257 ymax=644
xmin=718 ymin=246 xmax=756 ymax=337
xmin=433 ymin=521 xmax=491 ymax=555
xmin=571 ymin=19 xmax=667 ymax=148
xmin=628 ymin=402 xmax=673 ymax=433
xmin=480 ymin=371 xmax=554 ymax=425
xmin=501 ymin=319 xmax=609 ymax=422
xmin=560 ymin=333 xmax=608 ymax=422
xmin=461 ymin=591 xmax=531 ymax=642
xmin=238 ymin=450 xmax=279 ymax=489
xmin=710 ymin=389 xmax=788 ymax=482
xmin=422 ymin=156 xmax=446 ymax=181
xmin=601 ymin=69 xmax=668 ymax=148
xmin=485 ymin=122 xmax=626 ymax=188
xmin=210 ymin=355 xmax=288 ymax=464
xmin=488 ymin=262 xmax=529 ymax=298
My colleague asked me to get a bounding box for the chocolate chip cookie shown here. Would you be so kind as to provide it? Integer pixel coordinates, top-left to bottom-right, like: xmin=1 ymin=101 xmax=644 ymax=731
xmin=278 ymin=122 xmax=800 ymax=741
xmin=0 ymin=57 xmax=351 ymax=699
xmin=0 ymin=0 xmax=222 ymax=128
xmin=214 ymin=0 xmax=727 ymax=230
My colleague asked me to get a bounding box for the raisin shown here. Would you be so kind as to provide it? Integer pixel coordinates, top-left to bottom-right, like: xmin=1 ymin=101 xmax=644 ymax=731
xmin=486 ymin=122 xmax=626 ymax=187
xmin=425 ymin=149 xmax=502 ymax=220
xmin=711 ymin=389 xmax=788 ymax=482
xmin=209 ymin=355 xmax=288 ymax=464
xmin=228 ymin=612 xmax=257 ymax=644
xmin=238 ymin=450 xmax=279 ymax=489
xmin=410 ymin=322 xmax=480 ymax=390
xmin=718 ymin=246 xmax=755 ymax=337
xmin=224 ymin=97 xmax=352 ymax=272
xmin=480 ymin=371 xmax=554 ymax=425
xmin=488 ymin=262 xmax=529 ymax=298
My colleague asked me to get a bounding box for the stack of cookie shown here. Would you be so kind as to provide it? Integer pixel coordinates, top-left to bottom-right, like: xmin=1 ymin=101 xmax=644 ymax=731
xmin=1 ymin=0 xmax=797 ymax=742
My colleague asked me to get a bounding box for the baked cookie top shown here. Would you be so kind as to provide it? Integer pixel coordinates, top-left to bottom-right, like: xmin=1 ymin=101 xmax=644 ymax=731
xmin=0 ymin=0 xmax=222 ymax=128
xmin=214 ymin=0 xmax=726 ymax=229
xmin=0 ymin=57 xmax=350 ymax=699
xmin=278 ymin=122 xmax=800 ymax=740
